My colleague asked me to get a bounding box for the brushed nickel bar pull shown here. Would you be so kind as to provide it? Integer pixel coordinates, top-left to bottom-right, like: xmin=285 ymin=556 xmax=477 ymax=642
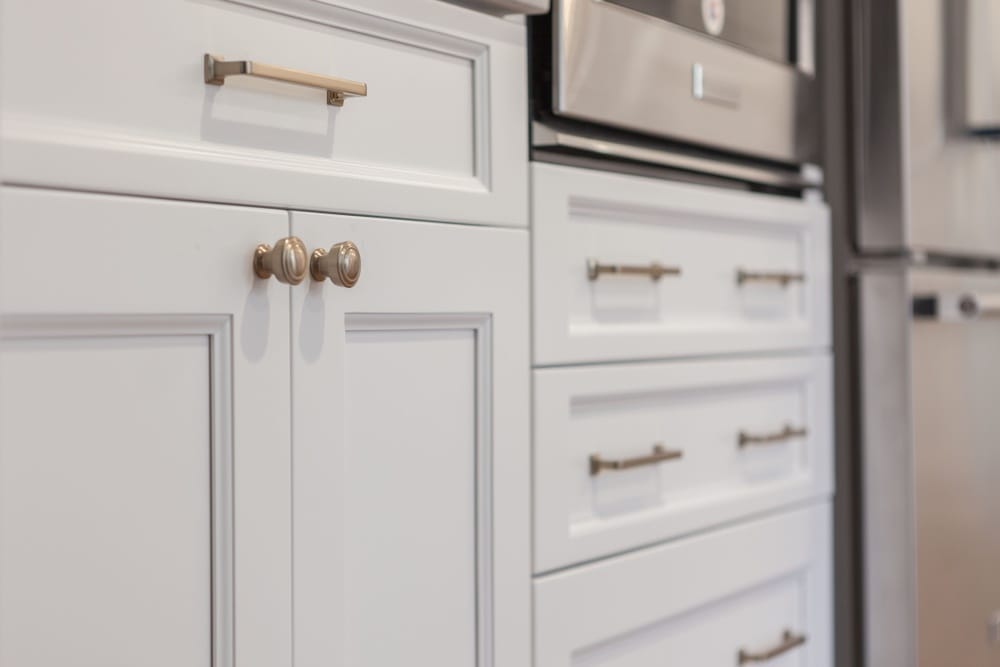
xmin=204 ymin=54 xmax=367 ymax=107
xmin=589 ymin=444 xmax=682 ymax=476
xmin=738 ymin=630 xmax=807 ymax=664
xmin=739 ymin=424 xmax=807 ymax=448
xmin=587 ymin=259 xmax=682 ymax=282
xmin=736 ymin=269 xmax=805 ymax=286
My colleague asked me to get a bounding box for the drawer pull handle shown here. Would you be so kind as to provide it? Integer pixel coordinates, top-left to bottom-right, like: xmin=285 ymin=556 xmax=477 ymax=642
xmin=738 ymin=424 xmax=807 ymax=448
xmin=587 ymin=259 xmax=681 ymax=282
xmin=589 ymin=444 xmax=682 ymax=476
xmin=736 ymin=269 xmax=805 ymax=286
xmin=738 ymin=629 xmax=807 ymax=664
xmin=204 ymin=54 xmax=367 ymax=107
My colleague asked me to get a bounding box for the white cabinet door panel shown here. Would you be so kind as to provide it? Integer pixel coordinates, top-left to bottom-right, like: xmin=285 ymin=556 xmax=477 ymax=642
xmin=532 ymin=162 xmax=831 ymax=364
xmin=534 ymin=354 xmax=833 ymax=573
xmin=535 ymin=503 xmax=833 ymax=667
xmin=290 ymin=214 xmax=530 ymax=667
xmin=0 ymin=0 xmax=527 ymax=227
xmin=0 ymin=188 xmax=292 ymax=667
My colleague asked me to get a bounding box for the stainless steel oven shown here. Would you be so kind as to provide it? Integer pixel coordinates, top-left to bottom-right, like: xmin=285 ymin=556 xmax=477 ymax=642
xmin=530 ymin=0 xmax=820 ymax=185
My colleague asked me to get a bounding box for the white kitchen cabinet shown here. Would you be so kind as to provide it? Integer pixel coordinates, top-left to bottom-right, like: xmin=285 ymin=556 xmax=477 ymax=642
xmin=532 ymin=162 xmax=831 ymax=365
xmin=535 ymin=503 xmax=832 ymax=667
xmin=0 ymin=0 xmax=528 ymax=227
xmin=0 ymin=188 xmax=530 ymax=667
xmin=533 ymin=354 xmax=833 ymax=573
xmin=289 ymin=212 xmax=530 ymax=667
xmin=0 ymin=188 xmax=293 ymax=667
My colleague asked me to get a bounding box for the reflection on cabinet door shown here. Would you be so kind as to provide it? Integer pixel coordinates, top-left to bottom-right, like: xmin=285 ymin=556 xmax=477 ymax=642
xmin=0 ymin=188 xmax=293 ymax=667
xmin=290 ymin=213 xmax=530 ymax=667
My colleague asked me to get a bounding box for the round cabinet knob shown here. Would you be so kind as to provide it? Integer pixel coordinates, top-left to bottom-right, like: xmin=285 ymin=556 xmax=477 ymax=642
xmin=311 ymin=241 xmax=361 ymax=287
xmin=253 ymin=236 xmax=308 ymax=285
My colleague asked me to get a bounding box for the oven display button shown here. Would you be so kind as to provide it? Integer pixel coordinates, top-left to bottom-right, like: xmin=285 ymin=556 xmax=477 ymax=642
xmin=701 ymin=0 xmax=726 ymax=36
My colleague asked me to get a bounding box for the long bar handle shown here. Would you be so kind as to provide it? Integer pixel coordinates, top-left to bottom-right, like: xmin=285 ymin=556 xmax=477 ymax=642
xmin=204 ymin=54 xmax=367 ymax=107
xmin=590 ymin=444 xmax=683 ymax=476
xmin=738 ymin=630 xmax=807 ymax=664
xmin=737 ymin=269 xmax=805 ymax=286
xmin=739 ymin=424 xmax=807 ymax=448
xmin=587 ymin=259 xmax=681 ymax=282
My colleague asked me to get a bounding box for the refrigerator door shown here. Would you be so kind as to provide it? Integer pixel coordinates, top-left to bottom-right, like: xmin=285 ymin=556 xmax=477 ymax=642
xmin=859 ymin=266 xmax=1000 ymax=667
xmin=910 ymin=268 xmax=1000 ymax=666
xmin=856 ymin=0 xmax=1000 ymax=257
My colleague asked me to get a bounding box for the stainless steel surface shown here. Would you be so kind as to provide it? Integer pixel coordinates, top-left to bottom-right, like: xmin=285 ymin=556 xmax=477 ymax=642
xmin=737 ymin=630 xmax=808 ymax=664
xmin=859 ymin=267 xmax=1000 ymax=667
xmin=310 ymin=241 xmax=361 ymax=287
xmin=738 ymin=424 xmax=807 ymax=448
xmin=736 ymin=269 xmax=806 ymax=286
xmin=550 ymin=0 xmax=819 ymax=164
xmin=960 ymin=0 xmax=1000 ymax=131
xmin=910 ymin=267 xmax=1000 ymax=667
xmin=857 ymin=269 xmax=917 ymax=667
xmin=204 ymin=54 xmax=367 ymax=107
xmin=586 ymin=258 xmax=681 ymax=282
xmin=855 ymin=0 xmax=1000 ymax=257
xmin=253 ymin=236 xmax=308 ymax=285
xmin=532 ymin=123 xmax=821 ymax=190
xmin=589 ymin=444 xmax=683 ymax=476
xmin=441 ymin=0 xmax=549 ymax=13
xmin=605 ymin=0 xmax=791 ymax=64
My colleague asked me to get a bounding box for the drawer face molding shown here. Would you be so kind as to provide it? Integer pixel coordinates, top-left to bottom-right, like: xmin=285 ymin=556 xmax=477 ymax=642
xmin=534 ymin=504 xmax=832 ymax=667
xmin=534 ymin=355 xmax=833 ymax=573
xmin=0 ymin=0 xmax=527 ymax=226
xmin=531 ymin=163 xmax=831 ymax=365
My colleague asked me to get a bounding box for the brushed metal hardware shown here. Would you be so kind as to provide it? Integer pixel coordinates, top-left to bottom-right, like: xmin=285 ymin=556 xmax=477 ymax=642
xmin=311 ymin=241 xmax=361 ymax=287
xmin=692 ymin=63 xmax=742 ymax=109
xmin=204 ymin=54 xmax=367 ymax=107
xmin=590 ymin=444 xmax=683 ymax=476
xmin=736 ymin=269 xmax=806 ymax=286
xmin=253 ymin=236 xmax=308 ymax=285
xmin=739 ymin=424 xmax=808 ymax=448
xmin=738 ymin=630 xmax=808 ymax=664
xmin=587 ymin=259 xmax=682 ymax=282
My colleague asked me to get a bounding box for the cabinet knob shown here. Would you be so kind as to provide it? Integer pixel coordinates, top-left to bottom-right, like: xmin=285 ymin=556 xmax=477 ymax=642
xmin=311 ymin=241 xmax=361 ymax=287
xmin=253 ymin=236 xmax=308 ymax=285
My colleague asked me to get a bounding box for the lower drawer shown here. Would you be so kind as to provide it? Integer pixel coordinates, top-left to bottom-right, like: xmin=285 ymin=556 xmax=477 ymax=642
xmin=534 ymin=355 xmax=832 ymax=572
xmin=534 ymin=503 xmax=832 ymax=667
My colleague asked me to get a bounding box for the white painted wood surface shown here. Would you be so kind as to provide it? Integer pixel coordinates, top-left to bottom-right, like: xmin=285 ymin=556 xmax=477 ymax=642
xmin=0 ymin=188 xmax=293 ymax=667
xmin=0 ymin=0 xmax=528 ymax=227
xmin=535 ymin=503 xmax=833 ymax=667
xmin=290 ymin=214 xmax=531 ymax=667
xmin=533 ymin=354 xmax=833 ymax=573
xmin=531 ymin=162 xmax=831 ymax=365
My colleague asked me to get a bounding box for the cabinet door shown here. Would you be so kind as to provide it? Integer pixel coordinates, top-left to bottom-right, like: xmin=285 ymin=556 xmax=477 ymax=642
xmin=0 ymin=188 xmax=293 ymax=667
xmin=290 ymin=213 xmax=530 ymax=667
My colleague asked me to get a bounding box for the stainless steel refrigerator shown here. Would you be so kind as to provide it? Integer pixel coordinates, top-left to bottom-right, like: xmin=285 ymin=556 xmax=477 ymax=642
xmin=854 ymin=0 xmax=1000 ymax=665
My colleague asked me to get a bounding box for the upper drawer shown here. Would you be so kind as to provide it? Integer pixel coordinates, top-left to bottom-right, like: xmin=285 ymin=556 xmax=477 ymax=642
xmin=534 ymin=354 xmax=832 ymax=573
xmin=535 ymin=503 xmax=832 ymax=667
xmin=532 ymin=163 xmax=831 ymax=364
xmin=0 ymin=0 xmax=527 ymax=227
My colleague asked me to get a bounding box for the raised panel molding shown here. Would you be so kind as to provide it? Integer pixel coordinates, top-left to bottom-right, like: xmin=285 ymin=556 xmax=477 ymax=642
xmin=0 ymin=314 xmax=236 ymax=667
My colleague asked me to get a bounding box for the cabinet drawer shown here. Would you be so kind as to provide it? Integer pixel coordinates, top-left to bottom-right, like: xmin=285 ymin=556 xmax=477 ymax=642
xmin=0 ymin=0 xmax=526 ymax=226
xmin=532 ymin=163 xmax=831 ymax=364
xmin=535 ymin=503 xmax=832 ymax=667
xmin=534 ymin=355 xmax=832 ymax=572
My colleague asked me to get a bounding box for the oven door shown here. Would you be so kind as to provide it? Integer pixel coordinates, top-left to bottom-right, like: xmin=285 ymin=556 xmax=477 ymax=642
xmin=550 ymin=0 xmax=819 ymax=164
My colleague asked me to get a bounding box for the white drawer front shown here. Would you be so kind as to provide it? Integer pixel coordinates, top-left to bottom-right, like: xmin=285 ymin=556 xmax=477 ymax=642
xmin=532 ymin=163 xmax=831 ymax=364
xmin=534 ymin=355 xmax=832 ymax=573
xmin=535 ymin=503 xmax=832 ymax=667
xmin=1 ymin=0 xmax=526 ymax=226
